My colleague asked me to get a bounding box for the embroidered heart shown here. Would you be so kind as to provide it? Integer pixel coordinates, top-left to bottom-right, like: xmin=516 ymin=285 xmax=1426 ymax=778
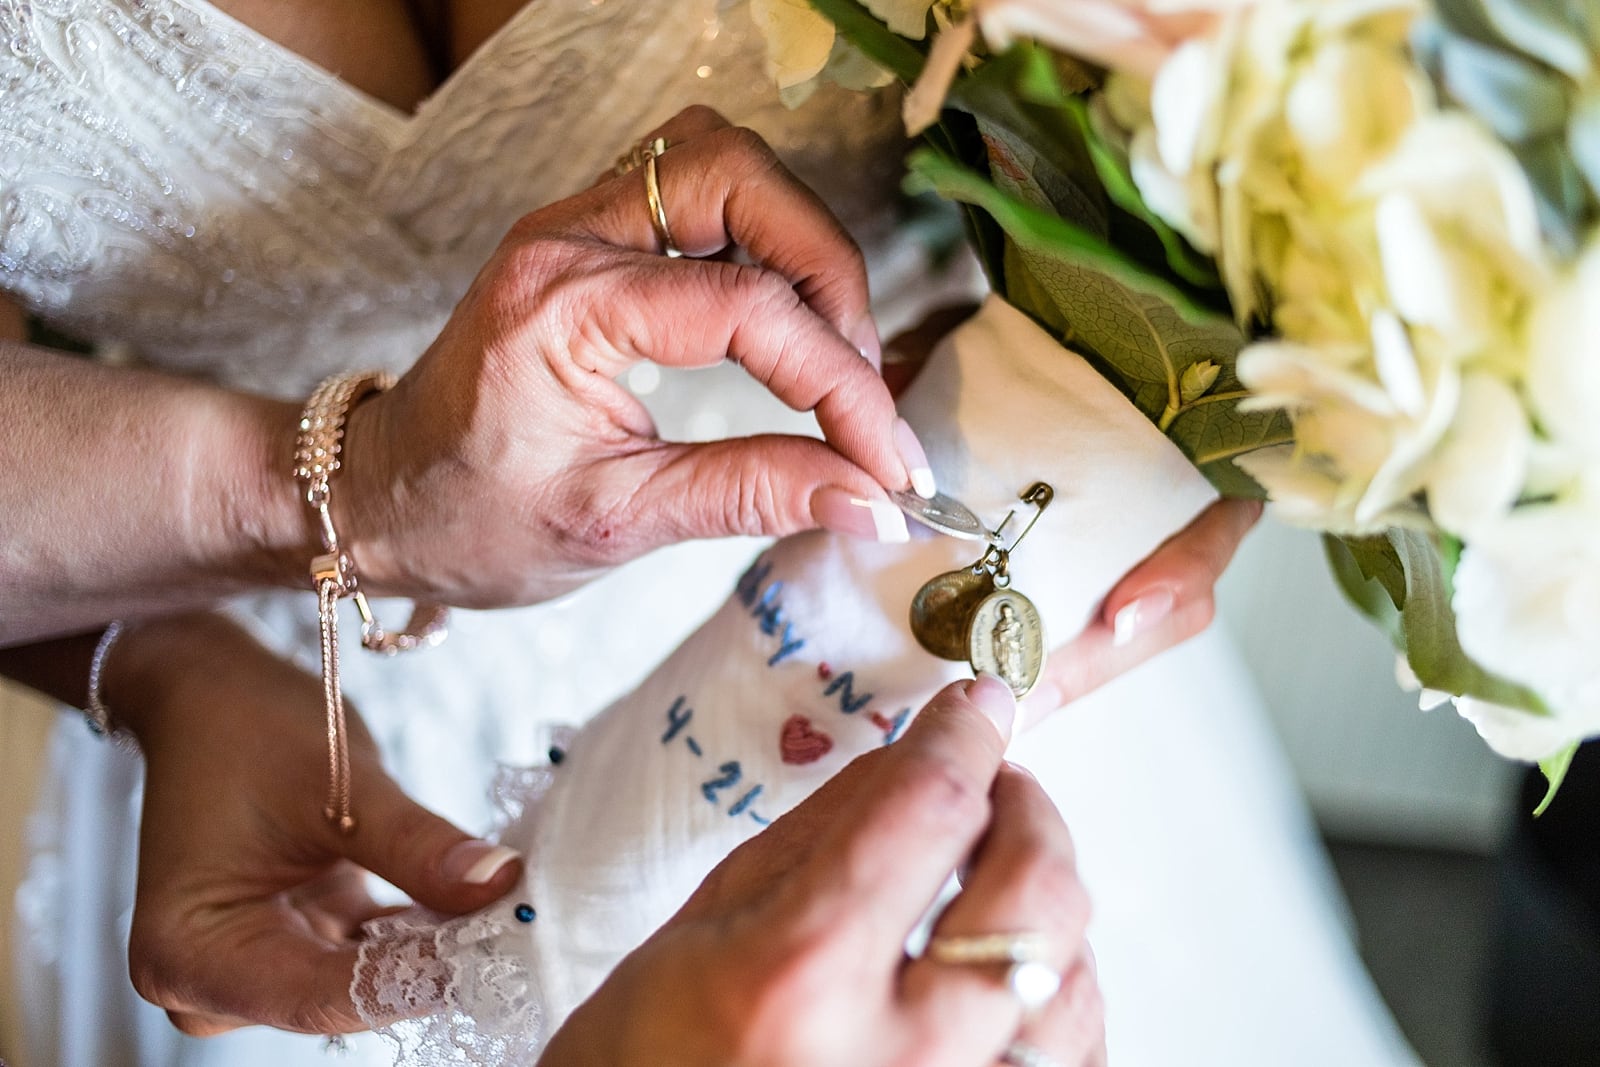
xmin=780 ymin=714 xmax=834 ymax=765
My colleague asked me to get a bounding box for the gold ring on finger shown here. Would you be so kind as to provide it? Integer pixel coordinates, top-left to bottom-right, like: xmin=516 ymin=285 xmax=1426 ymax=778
xmin=639 ymin=138 xmax=683 ymax=258
xmin=924 ymin=932 xmax=1062 ymax=1015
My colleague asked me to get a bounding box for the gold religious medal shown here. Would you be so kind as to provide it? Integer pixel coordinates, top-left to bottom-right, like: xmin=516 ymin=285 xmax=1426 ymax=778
xmin=965 ymin=483 xmax=1055 ymax=697
xmin=968 ymin=585 xmax=1046 ymax=697
xmin=910 ymin=556 xmax=996 ymax=661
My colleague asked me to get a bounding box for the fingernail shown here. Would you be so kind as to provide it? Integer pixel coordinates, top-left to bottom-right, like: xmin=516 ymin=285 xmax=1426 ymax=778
xmin=850 ymin=317 xmax=883 ymax=370
xmin=443 ymin=841 xmax=522 ymax=886
xmin=966 ymin=671 xmax=1016 ymax=738
xmin=1112 ymin=588 xmax=1176 ymax=647
xmin=894 ymin=417 xmax=936 ymax=498
xmin=810 ymin=486 xmax=909 ymax=543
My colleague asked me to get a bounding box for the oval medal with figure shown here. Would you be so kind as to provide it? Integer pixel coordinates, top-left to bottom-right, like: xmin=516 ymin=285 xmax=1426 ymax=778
xmin=910 ymin=566 xmax=996 ymax=661
xmin=967 ymin=590 xmax=1046 ymax=697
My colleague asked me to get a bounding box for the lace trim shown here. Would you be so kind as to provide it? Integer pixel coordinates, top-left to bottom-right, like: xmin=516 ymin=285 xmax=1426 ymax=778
xmin=351 ymin=728 xmax=573 ymax=1066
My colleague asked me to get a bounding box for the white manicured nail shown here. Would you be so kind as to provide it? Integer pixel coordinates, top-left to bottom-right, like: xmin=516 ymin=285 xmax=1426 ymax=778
xmin=894 ymin=417 xmax=937 ymax=498
xmin=811 ymin=487 xmax=910 ymax=543
xmin=445 ymin=842 xmax=522 ymax=886
xmin=1112 ymin=589 xmax=1176 ymax=647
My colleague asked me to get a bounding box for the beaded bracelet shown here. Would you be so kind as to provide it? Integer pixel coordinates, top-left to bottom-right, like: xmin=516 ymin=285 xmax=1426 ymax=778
xmin=295 ymin=370 xmax=449 ymax=833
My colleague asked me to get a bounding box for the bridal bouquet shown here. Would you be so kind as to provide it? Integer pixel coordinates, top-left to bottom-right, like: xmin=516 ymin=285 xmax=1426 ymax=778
xmin=755 ymin=0 xmax=1600 ymax=805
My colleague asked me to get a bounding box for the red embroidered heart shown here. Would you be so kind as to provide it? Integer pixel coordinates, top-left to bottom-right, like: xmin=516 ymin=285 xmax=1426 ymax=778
xmin=780 ymin=714 xmax=834 ymax=765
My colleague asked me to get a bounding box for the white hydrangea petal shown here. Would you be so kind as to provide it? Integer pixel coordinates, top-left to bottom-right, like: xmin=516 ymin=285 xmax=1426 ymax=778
xmin=865 ymin=0 xmax=936 ymax=39
xmin=1374 ymin=192 xmax=1462 ymax=332
xmin=1454 ymin=507 xmax=1600 ymax=749
xmin=982 ymin=0 xmax=1171 ymax=77
xmin=1151 ymin=39 xmax=1219 ymax=174
xmin=752 ymin=0 xmax=836 ymax=90
xmin=1355 ymin=357 xmax=1460 ymax=524
xmin=1425 ymin=372 xmax=1529 ymax=537
xmin=1237 ymin=341 xmax=1397 ymax=415
xmin=1527 ymin=239 xmax=1600 ymax=457
xmin=1453 ymin=696 xmax=1576 ymax=762
xmin=1369 ymin=308 xmax=1424 ymax=417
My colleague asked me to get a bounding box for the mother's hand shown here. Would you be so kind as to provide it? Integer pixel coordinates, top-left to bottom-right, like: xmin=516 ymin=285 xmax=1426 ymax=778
xmin=542 ymin=676 xmax=1105 ymax=1067
xmin=341 ymin=106 xmax=921 ymax=609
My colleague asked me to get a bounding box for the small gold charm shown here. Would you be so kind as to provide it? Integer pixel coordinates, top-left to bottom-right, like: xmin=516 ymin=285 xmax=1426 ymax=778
xmin=910 ymin=560 xmax=996 ymax=661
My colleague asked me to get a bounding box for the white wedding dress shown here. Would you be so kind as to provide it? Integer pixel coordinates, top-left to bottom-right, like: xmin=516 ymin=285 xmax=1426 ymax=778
xmin=0 ymin=2 xmax=1418 ymax=1065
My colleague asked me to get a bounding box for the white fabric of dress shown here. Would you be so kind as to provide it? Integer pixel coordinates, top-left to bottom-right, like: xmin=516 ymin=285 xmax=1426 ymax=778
xmin=0 ymin=1 xmax=1418 ymax=1065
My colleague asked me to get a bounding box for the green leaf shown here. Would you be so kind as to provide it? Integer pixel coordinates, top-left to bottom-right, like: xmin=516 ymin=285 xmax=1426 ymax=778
xmin=1179 ymin=361 xmax=1220 ymax=405
xmin=946 ymin=53 xmax=1111 ymax=235
xmin=1324 ymin=534 xmax=1404 ymax=643
xmin=1344 ymin=534 xmax=1408 ymax=611
xmin=904 ymin=148 xmax=1218 ymax=322
xmin=1386 ymin=528 xmax=1549 ymax=712
xmin=1567 ymin=93 xmax=1600 ymax=203
xmin=1536 ymin=742 xmax=1579 ymax=816
xmin=1057 ymin=94 xmax=1223 ymax=288
xmin=1437 ymin=33 xmax=1569 ymax=142
xmin=906 ymin=145 xmax=1283 ymax=492
xmin=805 ymin=0 xmax=927 ymax=83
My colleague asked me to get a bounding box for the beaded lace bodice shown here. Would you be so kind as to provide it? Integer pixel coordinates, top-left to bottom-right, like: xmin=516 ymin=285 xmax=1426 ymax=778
xmin=0 ymin=0 xmax=907 ymax=398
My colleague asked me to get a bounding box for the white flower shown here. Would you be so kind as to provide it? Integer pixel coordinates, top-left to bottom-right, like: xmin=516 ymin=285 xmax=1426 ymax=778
xmin=1452 ymin=500 xmax=1600 ymax=759
xmin=751 ymin=0 xmax=837 ymax=92
xmin=978 ymin=0 xmax=1240 ymax=80
xmin=1526 ymin=235 xmax=1600 ymax=466
xmin=1451 ymin=696 xmax=1580 ymax=763
xmin=751 ymin=0 xmax=898 ymax=106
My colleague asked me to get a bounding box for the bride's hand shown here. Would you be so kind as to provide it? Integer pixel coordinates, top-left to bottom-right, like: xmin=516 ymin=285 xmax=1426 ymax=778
xmin=109 ymin=613 xmax=520 ymax=1036
xmin=540 ymin=677 xmax=1106 ymax=1067
xmin=340 ymin=105 xmax=922 ymax=609
xmin=1026 ymin=497 xmax=1263 ymax=714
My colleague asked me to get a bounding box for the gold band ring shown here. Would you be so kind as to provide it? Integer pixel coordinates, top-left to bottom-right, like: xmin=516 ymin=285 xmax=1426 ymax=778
xmin=924 ymin=932 xmax=1055 ymax=965
xmin=640 ymin=138 xmax=682 ymax=258
xmin=924 ymin=932 xmax=1063 ymax=1014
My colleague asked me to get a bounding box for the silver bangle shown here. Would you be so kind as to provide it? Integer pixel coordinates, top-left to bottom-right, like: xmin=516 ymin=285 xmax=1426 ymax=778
xmin=84 ymin=620 xmax=125 ymax=737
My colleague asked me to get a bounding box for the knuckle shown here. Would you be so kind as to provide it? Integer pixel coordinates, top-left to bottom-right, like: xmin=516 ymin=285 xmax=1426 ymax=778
xmin=676 ymin=103 xmax=729 ymax=130
xmin=896 ymin=752 xmax=991 ymax=833
xmin=1016 ymin=849 xmax=1083 ymax=905
xmin=167 ymin=1011 xmax=216 ymax=1038
xmin=714 ymin=124 xmax=779 ymax=172
xmin=127 ymin=928 xmax=182 ymax=1010
xmin=722 ymin=461 xmax=785 ymax=536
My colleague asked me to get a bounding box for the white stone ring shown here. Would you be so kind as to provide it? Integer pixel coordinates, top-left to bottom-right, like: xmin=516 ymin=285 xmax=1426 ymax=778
xmin=999 ymin=1040 xmax=1066 ymax=1067
xmin=923 ymin=931 xmax=1063 ymax=1014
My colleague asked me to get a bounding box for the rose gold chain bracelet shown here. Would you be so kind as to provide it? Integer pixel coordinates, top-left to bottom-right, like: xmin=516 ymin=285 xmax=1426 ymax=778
xmin=294 ymin=370 xmax=449 ymax=833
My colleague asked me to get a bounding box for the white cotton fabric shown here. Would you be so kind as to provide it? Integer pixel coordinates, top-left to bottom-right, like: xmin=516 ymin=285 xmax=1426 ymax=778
xmin=0 ymin=2 xmax=1418 ymax=1066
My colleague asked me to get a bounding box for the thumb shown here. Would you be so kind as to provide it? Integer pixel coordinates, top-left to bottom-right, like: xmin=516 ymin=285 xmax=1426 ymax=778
xmin=617 ymin=434 xmax=910 ymax=546
xmin=338 ymin=766 xmax=522 ymax=914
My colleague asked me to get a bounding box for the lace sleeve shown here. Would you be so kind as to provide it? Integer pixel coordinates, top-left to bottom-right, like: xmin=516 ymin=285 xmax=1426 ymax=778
xmin=349 ymin=298 xmax=1218 ymax=1065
